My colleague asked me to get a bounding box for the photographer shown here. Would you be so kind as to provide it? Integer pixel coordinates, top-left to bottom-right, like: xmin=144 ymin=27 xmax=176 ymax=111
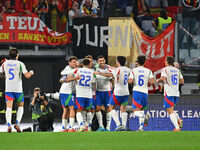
xmin=29 ymin=87 xmax=54 ymax=132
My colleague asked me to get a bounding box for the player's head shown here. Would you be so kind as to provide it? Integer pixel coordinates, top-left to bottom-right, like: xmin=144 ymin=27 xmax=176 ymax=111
xmin=116 ymin=56 xmax=126 ymax=66
xmin=135 ymin=60 xmax=139 ymax=68
xmin=97 ymin=55 xmax=106 ymax=67
xmin=76 ymin=61 xmax=80 ymax=68
xmin=137 ymin=55 xmax=146 ymax=66
xmin=9 ymin=47 xmax=19 ymax=60
xmin=166 ymin=56 xmax=174 ymax=66
xmin=68 ymin=56 xmax=78 ymax=69
xmin=174 ymin=62 xmax=180 ymax=69
xmin=82 ymin=58 xmax=91 ymax=67
xmin=85 ymin=55 xmax=93 ymax=68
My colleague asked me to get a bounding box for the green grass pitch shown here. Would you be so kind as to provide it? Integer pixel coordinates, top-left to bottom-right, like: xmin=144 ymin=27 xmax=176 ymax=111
xmin=1 ymin=131 xmax=200 ymax=150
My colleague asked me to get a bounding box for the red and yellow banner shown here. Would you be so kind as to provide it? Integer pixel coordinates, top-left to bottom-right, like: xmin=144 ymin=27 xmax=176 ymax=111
xmin=132 ymin=19 xmax=175 ymax=92
xmin=107 ymin=18 xmax=175 ymax=92
xmin=0 ymin=13 xmax=72 ymax=46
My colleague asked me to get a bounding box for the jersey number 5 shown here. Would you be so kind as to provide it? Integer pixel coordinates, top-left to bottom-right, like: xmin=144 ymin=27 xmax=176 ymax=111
xmin=9 ymin=68 xmax=15 ymax=80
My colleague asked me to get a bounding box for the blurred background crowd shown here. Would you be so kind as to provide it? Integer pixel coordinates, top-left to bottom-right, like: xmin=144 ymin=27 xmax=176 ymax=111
xmin=0 ymin=0 xmax=199 ymax=36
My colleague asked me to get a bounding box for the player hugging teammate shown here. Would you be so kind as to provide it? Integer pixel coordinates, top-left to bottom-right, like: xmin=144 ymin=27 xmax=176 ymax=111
xmin=58 ymin=55 xmax=184 ymax=132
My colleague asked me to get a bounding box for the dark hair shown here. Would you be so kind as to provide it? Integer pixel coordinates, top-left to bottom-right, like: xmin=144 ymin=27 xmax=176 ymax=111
xmin=83 ymin=58 xmax=90 ymax=66
xmin=9 ymin=48 xmax=18 ymax=59
xmin=137 ymin=55 xmax=146 ymax=65
xmin=68 ymin=56 xmax=78 ymax=63
xmin=160 ymin=10 xmax=167 ymax=19
xmin=97 ymin=55 xmax=105 ymax=61
xmin=166 ymin=56 xmax=174 ymax=65
xmin=85 ymin=55 xmax=93 ymax=59
xmin=117 ymin=56 xmax=126 ymax=66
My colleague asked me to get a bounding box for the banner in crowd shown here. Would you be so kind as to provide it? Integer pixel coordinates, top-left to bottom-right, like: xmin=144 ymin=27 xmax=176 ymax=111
xmin=72 ymin=18 xmax=109 ymax=61
xmin=139 ymin=21 xmax=175 ymax=92
xmin=72 ymin=18 xmax=175 ymax=91
xmin=0 ymin=13 xmax=72 ymax=46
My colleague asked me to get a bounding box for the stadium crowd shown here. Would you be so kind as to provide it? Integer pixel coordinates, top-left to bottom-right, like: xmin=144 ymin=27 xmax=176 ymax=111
xmin=0 ymin=0 xmax=107 ymax=32
xmin=0 ymin=0 xmax=199 ymax=36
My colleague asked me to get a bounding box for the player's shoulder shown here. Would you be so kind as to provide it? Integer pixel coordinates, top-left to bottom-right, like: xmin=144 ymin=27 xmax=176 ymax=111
xmin=17 ymin=60 xmax=24 ymax=65
xmin=144 ymin=67 xmax=152 ymax=72
xmin=161 ymin=66 xmax=167 ymax=72
xmin=171 ymin=66 xmax=180 ymax=73
xmin=121 ymin=66 xmax=131 ymax=72
xmin=65 ymin=65 xmax=72 ymax=70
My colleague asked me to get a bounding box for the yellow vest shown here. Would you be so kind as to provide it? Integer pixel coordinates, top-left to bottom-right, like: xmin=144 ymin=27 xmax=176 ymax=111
xmin=158 ymin=16 xmax=172 ymax=31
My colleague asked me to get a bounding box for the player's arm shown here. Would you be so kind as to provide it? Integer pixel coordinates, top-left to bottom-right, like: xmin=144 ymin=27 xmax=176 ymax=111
xmin=99 ymin=72 xmax=113 ymax=77
xmin=24 ymin=70 xmax=34 ymax=79
xmin=156 ymin=68 xmax=166 ymax=84
xmin=179 ymin=72 xmax=184 ymax=85
xmin=61 ymin=68 xmax=78 ymax=75
xmin=65 ymin=75 xmax=81 ymax=82
xmin=21 ymin=62 xmax=34 ymax=79
xmin=128 ymin=70 xmax=134 ymax=84
xmin=93 ymin=71 xmax=113 ymax=77
xmin=149 ymin=77 xmax=155 ymax=85
xmin=156 ymin=76 xmax=166 ymax=84
xmin=149 ymin=70 xmax=155 ymax=85
xmin=60 ymin=75 xmax=81 ymax=83
xmin=179 ymin=78 xmax=184 ymax=85
xmin=0 ymin=64 xmax=5 ymax=79
xmin=0 ymin=68 xmax=4 ymax=79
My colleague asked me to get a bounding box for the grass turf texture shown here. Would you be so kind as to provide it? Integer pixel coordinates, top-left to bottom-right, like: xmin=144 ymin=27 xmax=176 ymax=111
xmin=1 ymin=131 xmax=200 ymax=150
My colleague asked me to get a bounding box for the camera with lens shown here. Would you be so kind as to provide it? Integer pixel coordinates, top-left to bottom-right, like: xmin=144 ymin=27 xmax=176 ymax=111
xmin=37 ymin=91 xmax=45 ymax=98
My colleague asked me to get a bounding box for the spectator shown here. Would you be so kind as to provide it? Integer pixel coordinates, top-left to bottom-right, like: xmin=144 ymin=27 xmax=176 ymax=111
xmin=152 ymin=10 xmax=172 ymax=35
xmin=4 ymin=0 xmax=15 ymax=14
xmin=34 ymin=0 xmax=49 ymax=23
xmin=179 ymin=0 xmax=199 ymax=56
xmin=0 ymin=0 xmax=5 ymax=21
xmin=135 ymin=2 xmax=156 ymax=37
xmin=45 ymin=0 xmax=52 ymax=28
xmin=132 ymin=0 xmax=148 ymax=22
xmin=68 ymin=0 xmax=78 ymax=11
xmin=15 ymin=0 xmax=33 ymax=15
xmin=145 ymin=0 xmax=168 ymax=8
xmin=57 ymin=0 xmax=69 ymax=33
xmin=167 ymin=0 xmax=182 ymax=6
xmin=49 ymin=0 xmax=60 ymax=31
xmin=81 ymin=0 xmax=98 ymax=18
xmin=68 ymin=2 xmax=80 ymax=32
xmin=97 ymin=0 xmax=105 ymax=18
